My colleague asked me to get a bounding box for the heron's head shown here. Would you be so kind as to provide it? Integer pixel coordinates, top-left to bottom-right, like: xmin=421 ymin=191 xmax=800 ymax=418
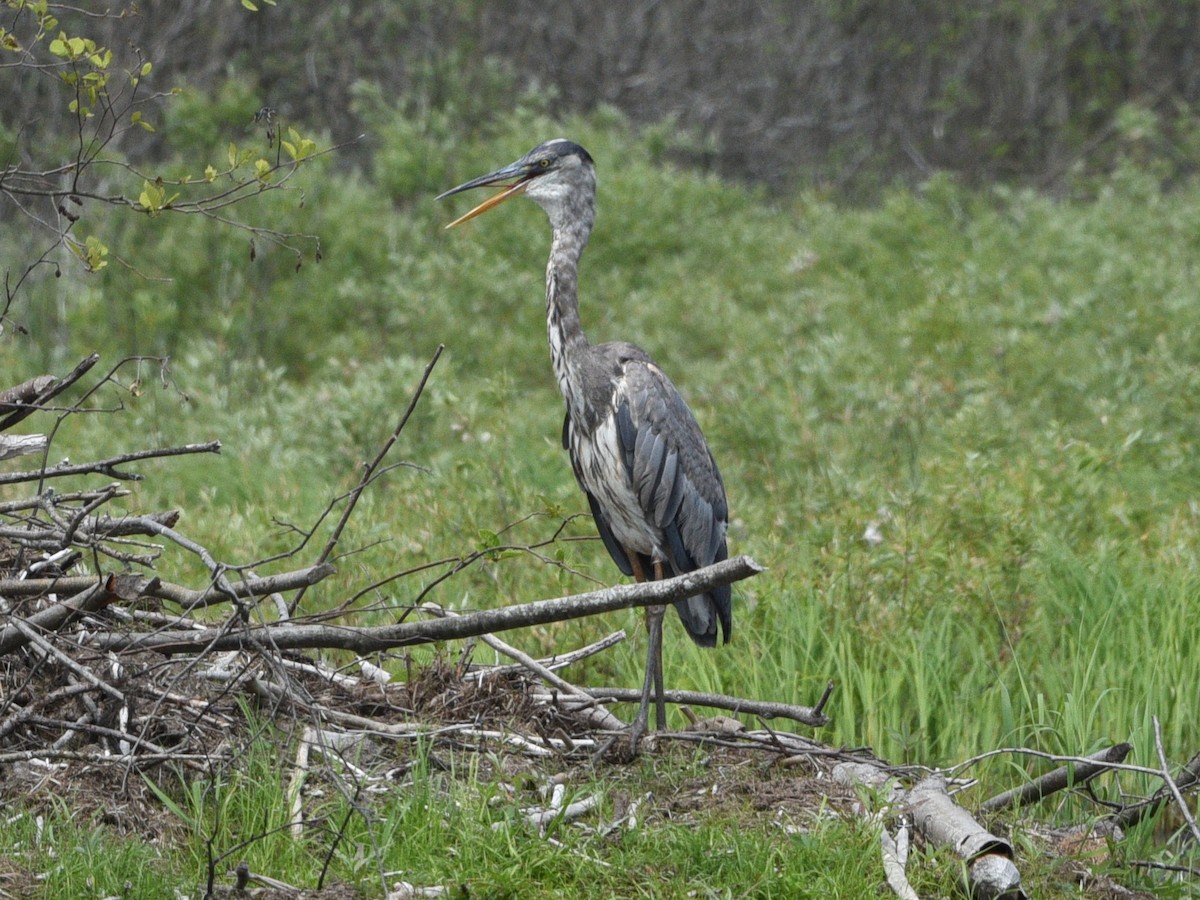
xmin=437 ymin=139 xmax=595 ymax=229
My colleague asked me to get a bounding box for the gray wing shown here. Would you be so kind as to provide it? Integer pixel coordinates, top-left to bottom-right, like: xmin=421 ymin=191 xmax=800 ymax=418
xmin=614 ymin=358 xmax=731 ymax=645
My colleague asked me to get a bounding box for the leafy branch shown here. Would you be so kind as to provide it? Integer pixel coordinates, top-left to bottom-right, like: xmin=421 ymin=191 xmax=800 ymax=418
xmin=0 ymin=0 xmax=338 ymax=327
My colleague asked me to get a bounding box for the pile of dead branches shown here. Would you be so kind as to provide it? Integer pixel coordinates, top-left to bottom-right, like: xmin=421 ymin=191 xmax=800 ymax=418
xmin=2 ymin=353 xmax=1198 ymax=900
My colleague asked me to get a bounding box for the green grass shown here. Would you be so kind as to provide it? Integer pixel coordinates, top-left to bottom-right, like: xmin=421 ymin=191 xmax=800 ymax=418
xmin=3 ymin=111 xmax=1200 ymax=895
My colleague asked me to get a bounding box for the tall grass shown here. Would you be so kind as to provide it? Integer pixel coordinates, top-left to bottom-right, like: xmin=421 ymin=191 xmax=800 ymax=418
xmin=4 ymin=113 xmax=1199 ymax=784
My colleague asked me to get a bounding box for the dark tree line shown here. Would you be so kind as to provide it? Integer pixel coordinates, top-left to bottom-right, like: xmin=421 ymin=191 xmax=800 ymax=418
xmin=5 ymin=0 xmax=1200 ymax=195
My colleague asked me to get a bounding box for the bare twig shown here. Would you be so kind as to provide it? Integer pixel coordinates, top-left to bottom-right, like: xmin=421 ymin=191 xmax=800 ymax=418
xmin=288 ymin=344 xmax=443 ymax=614
xmin=1112 ymin=750 xmax=1200 ymax=830
xmin=463 ymin=630 xmax=626 ymax=681
xmin=1153 ymin=716 xmax=1200 ymax=845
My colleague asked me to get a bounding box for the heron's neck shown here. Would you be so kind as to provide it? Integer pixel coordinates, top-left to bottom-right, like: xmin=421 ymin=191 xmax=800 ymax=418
xmin=545 ymin=210 xmax=593 ymax=416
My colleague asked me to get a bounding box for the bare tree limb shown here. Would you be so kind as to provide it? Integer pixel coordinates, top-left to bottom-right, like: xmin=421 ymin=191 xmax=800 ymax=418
xmin=84 ymin=555 xmax=764 ymax=654
xmin=419 ymin=603 xmax=627 ymax=732
xmin=582 ymin=686 xmax=829 ymax=728
xmin=0 ymin=440 xmax=221 ymax=485
xmin=979 ymin=743 xmax=1133 ymax=814
xmin=0 ymin=579 xmax=113 ymax=655
xmin=1111 ymin=750 xmax=1200 ymax=830
xmin=0 ymin=563 xmax=335 ymax=610
xmin=1153 ymin=716 xmax=1200 ymax=845
xmin=0 ymin=434 xmax=48 ymax=461
xmin=0 ymin=354 xmax=99 ymax=431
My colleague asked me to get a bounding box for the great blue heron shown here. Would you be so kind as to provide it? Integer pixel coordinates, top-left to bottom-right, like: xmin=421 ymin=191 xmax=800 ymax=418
xmin=438 ymin=139 xmax=731 ymax=750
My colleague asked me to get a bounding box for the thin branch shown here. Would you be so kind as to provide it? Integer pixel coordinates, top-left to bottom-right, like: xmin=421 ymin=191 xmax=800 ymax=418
xmin=1153 ymin=716 xmax=1200 ymax=845
xmin=0 ymin=440 xmax=222 ymax=486
xmin=582 ymin=686 xmax=829 ymax=728
xmin=289 ymin=343 xmax=443 ymax=613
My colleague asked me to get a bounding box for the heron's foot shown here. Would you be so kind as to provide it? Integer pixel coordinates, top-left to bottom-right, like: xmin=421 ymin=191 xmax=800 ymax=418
xmin=628 ymin=718 xmax=647 ymax=756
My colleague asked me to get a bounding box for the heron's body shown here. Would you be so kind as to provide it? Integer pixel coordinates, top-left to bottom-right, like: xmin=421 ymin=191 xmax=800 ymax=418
xmin=439 ymin=139 xmax=731 ymax=748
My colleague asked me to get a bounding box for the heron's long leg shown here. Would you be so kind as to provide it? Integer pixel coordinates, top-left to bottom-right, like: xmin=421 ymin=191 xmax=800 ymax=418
xmin=650 ymin=561 xmax=667 ymax=730
xmin=630 ymin=605 xmax=664 ymax=752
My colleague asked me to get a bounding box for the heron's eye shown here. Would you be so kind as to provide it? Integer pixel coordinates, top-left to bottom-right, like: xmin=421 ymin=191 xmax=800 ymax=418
xmin=538 ymin=158 xmax=551 ymax=168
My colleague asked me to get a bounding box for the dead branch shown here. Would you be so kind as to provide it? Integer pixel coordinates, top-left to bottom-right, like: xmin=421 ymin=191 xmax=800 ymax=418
xmin=419 ymin=603 xmax=626 ymax=731
xmin=83 ymin=555 xmax=764 ymax=654
xmin=0 ymin=434 xmax=48 ymax=461
xmin=0 ymin=440 xmax=221 ymax=485
xmin=1152 ymin=716 xmax=1200 ymax=845
xmin=0 ymin=375 xmax=57 ymax=413
xmin=880 ymin=820 xmax=919 ymax=900
xmin=583 ymin=686 xmax=828 ymax=728
xmin=1111 ymin=750 xmax=1200 ymax=830
xmin=292 ymin=344 xmax=443 ymax=615
xmin=463 ymin=630 xmax=626 ymax=680
xmin=0 ymin=564 xmax=334 ymax=612
xmin=0 ymin=354 xmax=99 ymax=432
xmin=979 ymin=742 xmax=1133 ymax=814
xmin=0 ymin=579 xmax=113 ymax=655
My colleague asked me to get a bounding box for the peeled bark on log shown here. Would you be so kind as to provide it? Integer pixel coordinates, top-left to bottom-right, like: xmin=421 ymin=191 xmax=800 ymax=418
xmin=979 ymin=742 xmax=1133 ymax=814
xmin=0 ymin=434 xmax=47 ymax=461
xmin=906 ymin=775 xmax=1026 ymax=900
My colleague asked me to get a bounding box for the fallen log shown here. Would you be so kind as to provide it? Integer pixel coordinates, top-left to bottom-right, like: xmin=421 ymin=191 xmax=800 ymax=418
xmin=906 ymin=775 xmax=1025 ymax=900
xmin=979 ymin=742 xmax=1133 ymax=814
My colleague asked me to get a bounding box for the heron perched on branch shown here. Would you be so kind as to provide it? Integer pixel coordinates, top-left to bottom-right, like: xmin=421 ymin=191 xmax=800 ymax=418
xmin=438 ymin=139 xmax=731 ymax=750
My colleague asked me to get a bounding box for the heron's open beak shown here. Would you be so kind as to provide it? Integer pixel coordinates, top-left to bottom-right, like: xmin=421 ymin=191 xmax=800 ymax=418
xmin=436 ymin=159 xmax=534 ymax=229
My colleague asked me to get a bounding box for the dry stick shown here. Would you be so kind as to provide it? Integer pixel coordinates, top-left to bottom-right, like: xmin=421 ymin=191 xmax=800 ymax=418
xmin=832 ymin=764 xmax=916 ymax=900
xmin=3 ymin=616 xmax=124 ymax=702
xmin=463 ymin=630 xmax=626 ymax=681
xmin=251 ymin=678 xmax=579 ymax=755
xmin=1153 ymin=716 xmax=1200 ymax=845
xmin=879 ymin=820 xmax=919 ymax=900
xmin=418 ymin=603 xmax=626 ymax=731
xmin=978 ymin=742 xmax=1133 ymax=815
xmin=1111 ymin=750 xmax=1200 ymax=830
xmin=0 ymin=563 xmax=334 ymax=609
xmin=289 ymin=343 xmax=444 ymax=615
xmin=21 ymin=715 xmax=173 ymax=756
xmin=0 ymin=487 xmax=131 ymax=515
xmin=948 ymin=746 xmax=1169 ymax=781
xmin=0 ymin=580 xmax=111 ymax=656
xmin=0 ymin=353 xmax=98 ymax=432
xmin=0 ymin=440 xmax=222 ymax=486
xmin=583 ymin=686 xmax=828 ymax=728
xmin=0 ymin=681 xmax=98 ymax=741
xmin=0 ymin=374 xmax=57 ymax=413
xmin=85 ymin=555 xmax=764 ymax=654
xmin=0 ymin=433 xmax=47 ymax=462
